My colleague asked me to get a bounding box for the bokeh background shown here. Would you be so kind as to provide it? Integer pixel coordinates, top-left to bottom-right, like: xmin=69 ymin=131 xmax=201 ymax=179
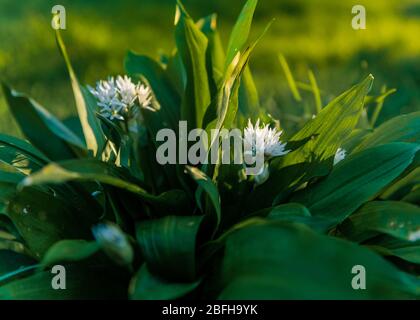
xmin=0 ymin=0 xmax=419 ymax=136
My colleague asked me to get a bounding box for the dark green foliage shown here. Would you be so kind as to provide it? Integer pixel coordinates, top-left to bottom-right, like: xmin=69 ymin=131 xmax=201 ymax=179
xmin=0 ymin=0 xmax=418 ymax=300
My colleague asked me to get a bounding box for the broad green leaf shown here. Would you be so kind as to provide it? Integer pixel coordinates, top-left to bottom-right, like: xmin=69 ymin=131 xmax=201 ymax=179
xmin=0 ymin=214 xmax=22 ymax=241
xmin=225 ymin=0 xmax=258 ymax=66
xmin=204 ymin=163 xmax=250 ymax=232
xmin=6 ymin=186 xmax=94 ymax=258
xmin=292 ymin=143 xmax=420 ymax=225
xmin=96 ymin=114 xmax=145 ymax=183
xmin=217 ymin=222 xmax=419 ymax=299
xmin=198 ymin=14 xmax=225 ymax=94
xmin=0 ymin=134 xmax=48 ymax=175
xmin=402 ymin=187 xmax=420 ymax=205
xmin=269 ymin=210 xmax=333 ymax=233
xmin=243 ymin=160 xmax=329 ymax=215
xmin=0 ymin=251 xmax=37 ymax=278
xmin=282 ymin=74 xmax=374 ymax=167
xmin=200 ymin=41 xmax=257 ymax=181
xmin=247 ymin=203 xmax=332 ymax=233
xmin=0 ymin=171 xmax=24 ymax=212
xmin=1 ymin=84 xmax=85 ymax=160
xmin=186 ymin=166 xmax=221 ymax=236
xmin=212 ymin=21 xmax=272 ymax=137
xmin=381 ymin=168 xmax=420 ymax=200
xmin=244 ymin=76 xmax=374 ymax=212
xmin=237 ymin=67 xmax=264 ymax=125
xmin=165 ymin=51 xmax=187 ymax=95
xmin=20 ymin=159 xmax=189 ymax=215
xmin=354 ymin=111 xmax=420 ymax=152
xmin=63 ymin=115 xmax=85 ymax=142
xmin=41 ymin=240 xmax=100 ymax=267
xmin=175 ymin=4 xmax=211 ymax=128
xmin=0 ymin=134 xmax=49 ymax=164
xmin=342 ymin=128 xmax=371 ymax=154
xmin=124 ymin=53 xmax=183 ymax=188
xmin=250 ymin=202 xmax=311 ymax=218
xmin=0 ymin=238 xmax=32 ymax=257
xmin=0 ymin=231 xmax=14 ymax=241
xmin=339 ymin=201 xmax=420 ymax=242
xmin=124 ymin=52 xmax=180 ymax=131
xmin=136 ymin=215 xmax=203 ymax=282
xmin=366 ymin=235 xmax=420 ymax=264
xmin=0 ymin=265 xmax=129 ymax=299
xmin=56 ymin=31 xmax=105 ymax=157
xmin=130 ymin=264 xmax=200 ymax=300
xmin=131 ymin=131 xmax=163 ymax=190
xmin=223 ymin=0 xmax=263 ymax=125
xmin=382 ymin=245 xmax=420 ymax=264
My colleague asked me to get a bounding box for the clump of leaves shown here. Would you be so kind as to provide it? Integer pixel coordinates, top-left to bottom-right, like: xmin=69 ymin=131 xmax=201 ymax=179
xmin=0 ymin=0 xmax=419 ymax=299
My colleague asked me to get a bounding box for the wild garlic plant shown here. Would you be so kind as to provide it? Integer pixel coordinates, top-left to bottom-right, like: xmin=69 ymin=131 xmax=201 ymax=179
xmin=0 ymin=0 xmax=418 ymax=300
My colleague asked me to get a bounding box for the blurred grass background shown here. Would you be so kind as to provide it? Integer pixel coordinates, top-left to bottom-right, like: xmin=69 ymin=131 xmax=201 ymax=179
xmin=0 ymin=0 xmax=419 ymax=136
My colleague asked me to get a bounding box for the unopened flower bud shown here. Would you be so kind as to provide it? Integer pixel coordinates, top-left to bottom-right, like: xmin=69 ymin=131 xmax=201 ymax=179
xmin=92 ymin=222 xmax=133 ymax=266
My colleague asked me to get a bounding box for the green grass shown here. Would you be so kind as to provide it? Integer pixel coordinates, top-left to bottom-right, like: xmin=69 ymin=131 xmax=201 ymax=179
xmin=1 ymin=0 xmax=419 ymax=137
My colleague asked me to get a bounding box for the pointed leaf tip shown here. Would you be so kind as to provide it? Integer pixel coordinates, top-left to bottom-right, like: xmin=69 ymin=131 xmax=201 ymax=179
xmin=364 ymin=74 xmax=374 ymax=91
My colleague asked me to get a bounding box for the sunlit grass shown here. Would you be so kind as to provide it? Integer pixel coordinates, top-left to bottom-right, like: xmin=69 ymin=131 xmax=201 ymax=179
xmin=0 ymin=0 xmax=419 ymax=137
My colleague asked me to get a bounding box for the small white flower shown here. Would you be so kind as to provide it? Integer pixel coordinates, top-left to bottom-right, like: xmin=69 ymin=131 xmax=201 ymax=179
xmin=333 ymin=147 xmax=346 ymax=165
xmin=97 ymin=97 xmax=124 ymax=121
xmin=116 ymin=75 xmax=137 ymax=108
xmin=89 ymin=75 xmax=155 ymax=122
xmin=244 ymin=119 xmax=289 ymax=159
xmin=136 ymin=83 xmax=154 ymax=111
xmin=89 ymin=76 xmax=117 ymax=106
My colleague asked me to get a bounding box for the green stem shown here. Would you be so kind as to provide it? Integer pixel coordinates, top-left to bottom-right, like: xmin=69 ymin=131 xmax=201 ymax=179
xmin=370 ymin=85 xmax=387 ymax=128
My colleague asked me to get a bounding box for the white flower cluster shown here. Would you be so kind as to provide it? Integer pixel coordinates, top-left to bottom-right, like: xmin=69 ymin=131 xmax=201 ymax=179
xmin=244 ymin=119 xmax=289 ymax=184
xmin=244 ymin=119 xmax=289 ymax=159
xmin=89 ymin=75 xmax=153 ymax=121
